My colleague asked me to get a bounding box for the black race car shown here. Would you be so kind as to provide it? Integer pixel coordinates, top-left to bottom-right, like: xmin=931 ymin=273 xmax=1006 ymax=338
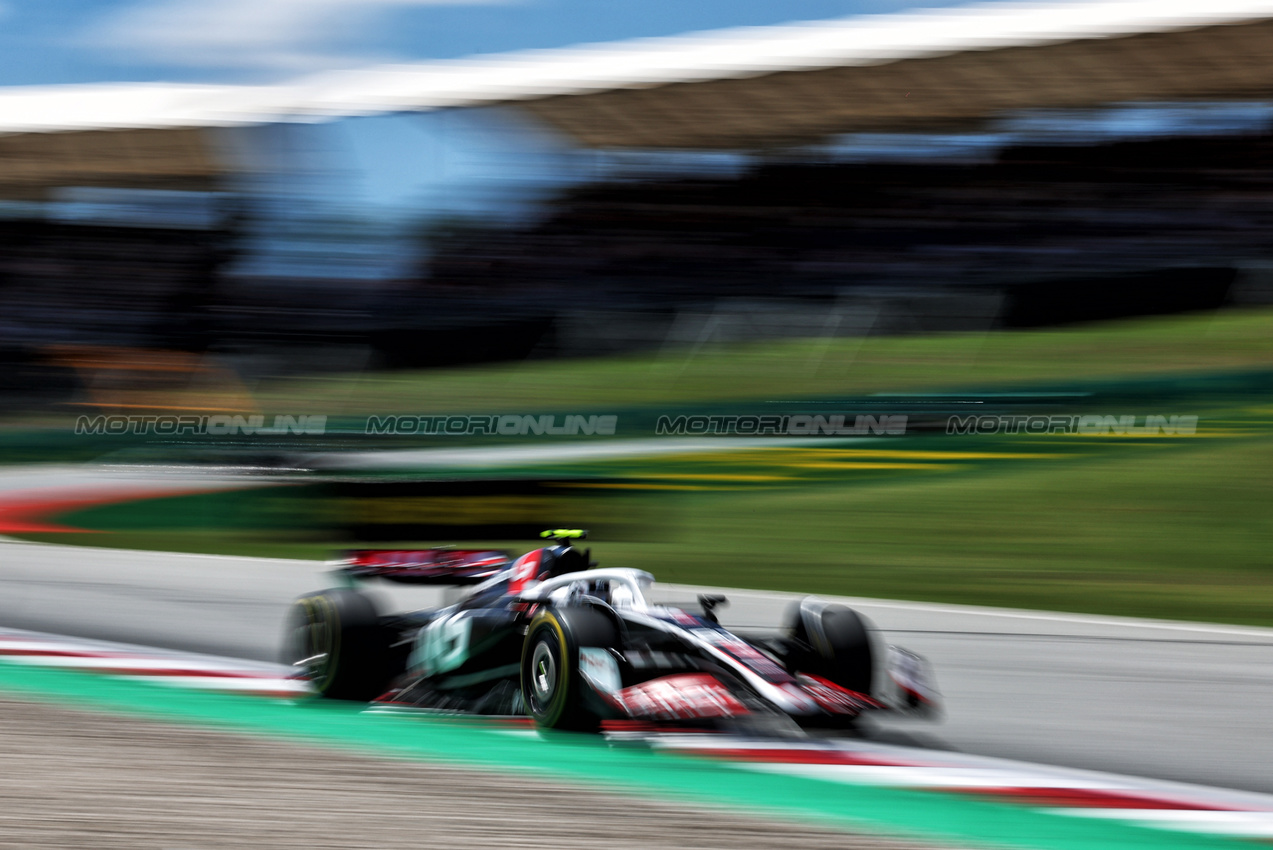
xmin=284 ymin=531 xmax=938 ymax=732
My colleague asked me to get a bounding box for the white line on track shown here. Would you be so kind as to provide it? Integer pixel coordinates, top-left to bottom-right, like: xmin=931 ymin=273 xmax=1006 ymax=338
xmin=312 ymin=436 xmax=869 ymax=470
xmin=0 ymin=627 xmax=305 ymax=697
xmin=1047 ymin=808 xmax=1273 ymax=838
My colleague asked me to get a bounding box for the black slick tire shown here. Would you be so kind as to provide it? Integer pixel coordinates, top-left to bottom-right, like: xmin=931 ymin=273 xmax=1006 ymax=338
xmin=283 ymin=588 xmax=395 ymax=701
xmin=520 ymin=606 xmax=618 ymax=732
xmin=787 ymin=598 xmax=875 ymax=695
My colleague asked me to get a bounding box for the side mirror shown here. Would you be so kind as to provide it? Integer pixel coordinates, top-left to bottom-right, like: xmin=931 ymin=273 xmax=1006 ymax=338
xmin=698 ymin=594 xmax=728 ymax=624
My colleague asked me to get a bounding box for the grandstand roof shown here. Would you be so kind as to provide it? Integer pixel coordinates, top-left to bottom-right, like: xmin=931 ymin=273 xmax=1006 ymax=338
xmin=2 ymin=0 xmax=1273 ymax=148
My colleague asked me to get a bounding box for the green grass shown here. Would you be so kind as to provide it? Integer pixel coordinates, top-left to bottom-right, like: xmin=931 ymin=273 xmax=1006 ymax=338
xmin=20 ymin=431 xmax=1273 ymax=626
xmin=603 ymin=434 xmax=1273 ymax=625
xmin=10 ymin=306 xmax=1273 ymax=624
xmin=250 ymin=307 xmax=1273 ymax=414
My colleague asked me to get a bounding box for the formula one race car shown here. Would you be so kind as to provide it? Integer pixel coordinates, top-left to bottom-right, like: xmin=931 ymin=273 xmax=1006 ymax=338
xmin=283 ymin=531 xmax=938 ymax=732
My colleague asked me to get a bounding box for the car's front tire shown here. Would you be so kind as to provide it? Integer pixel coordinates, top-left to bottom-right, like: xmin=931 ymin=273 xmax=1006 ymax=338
xmin=520 ymin=606 xmax=618 ymax=732
xmin=786 ymin=597 xmax=875 ymax=695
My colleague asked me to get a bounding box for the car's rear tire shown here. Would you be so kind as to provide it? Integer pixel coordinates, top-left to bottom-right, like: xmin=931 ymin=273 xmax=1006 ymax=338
xmin=786 ymin=598 xmax=874 ymax=695
xmin=284 ymin=588 xmax=396 ymax=701
xmin=521 ymin=606 xmax=618 ymax=732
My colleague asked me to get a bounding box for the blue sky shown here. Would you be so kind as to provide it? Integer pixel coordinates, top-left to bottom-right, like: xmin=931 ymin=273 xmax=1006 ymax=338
xmin=0 ymin=0 xmax=966 ymax=270
xmin=0 ymin=0 xmax=965 ymax=86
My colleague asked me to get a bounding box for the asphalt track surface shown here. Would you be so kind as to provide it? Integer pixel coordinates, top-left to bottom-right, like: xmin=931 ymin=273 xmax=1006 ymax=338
xmin=2 ymin=466 xmax=1272 ymax=796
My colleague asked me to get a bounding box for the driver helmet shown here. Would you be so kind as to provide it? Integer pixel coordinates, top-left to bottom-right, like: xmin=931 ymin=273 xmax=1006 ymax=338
xmin=537 ymin=544 xmax=588 ymax=580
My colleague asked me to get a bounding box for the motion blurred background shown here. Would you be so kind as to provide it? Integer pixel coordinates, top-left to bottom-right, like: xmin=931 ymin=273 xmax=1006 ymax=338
xmin=2 ymin=0 xmax=1272 ymax=625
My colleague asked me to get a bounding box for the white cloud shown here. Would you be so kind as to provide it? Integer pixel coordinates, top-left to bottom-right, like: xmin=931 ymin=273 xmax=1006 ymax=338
xmin=86 ymin=0 xmax=514 ymax=75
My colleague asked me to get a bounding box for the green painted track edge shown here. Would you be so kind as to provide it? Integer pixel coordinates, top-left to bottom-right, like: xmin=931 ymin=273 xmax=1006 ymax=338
xmin=0 ymin=659 xmax=1247 ymax=850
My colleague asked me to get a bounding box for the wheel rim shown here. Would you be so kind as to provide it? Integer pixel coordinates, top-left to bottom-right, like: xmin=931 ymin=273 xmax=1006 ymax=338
xmin=530 ymin=640 xmax=557 ymax=711
xmin=291 ymin=604 xmax=333 ymax=684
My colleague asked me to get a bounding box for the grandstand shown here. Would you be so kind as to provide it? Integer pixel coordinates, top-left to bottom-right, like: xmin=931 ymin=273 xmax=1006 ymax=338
xmin=2 ymin=0 xmax=1273 ymax=379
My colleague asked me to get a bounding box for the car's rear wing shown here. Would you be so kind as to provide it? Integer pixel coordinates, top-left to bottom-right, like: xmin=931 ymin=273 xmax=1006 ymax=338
xmin=334 ymin=548 xmax=512 ymax=585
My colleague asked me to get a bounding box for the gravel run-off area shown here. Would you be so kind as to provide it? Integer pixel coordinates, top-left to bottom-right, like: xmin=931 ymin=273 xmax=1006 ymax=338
xmin=0 ymin=696 xmax=954 ymax=850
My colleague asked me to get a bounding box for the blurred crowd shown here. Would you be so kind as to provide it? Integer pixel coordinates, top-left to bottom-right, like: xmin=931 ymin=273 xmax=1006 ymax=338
xmin=425 ymin=133 xmax=1273 ymax=315
xmin=1 ymin=130 xmax=1271 ymax=399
